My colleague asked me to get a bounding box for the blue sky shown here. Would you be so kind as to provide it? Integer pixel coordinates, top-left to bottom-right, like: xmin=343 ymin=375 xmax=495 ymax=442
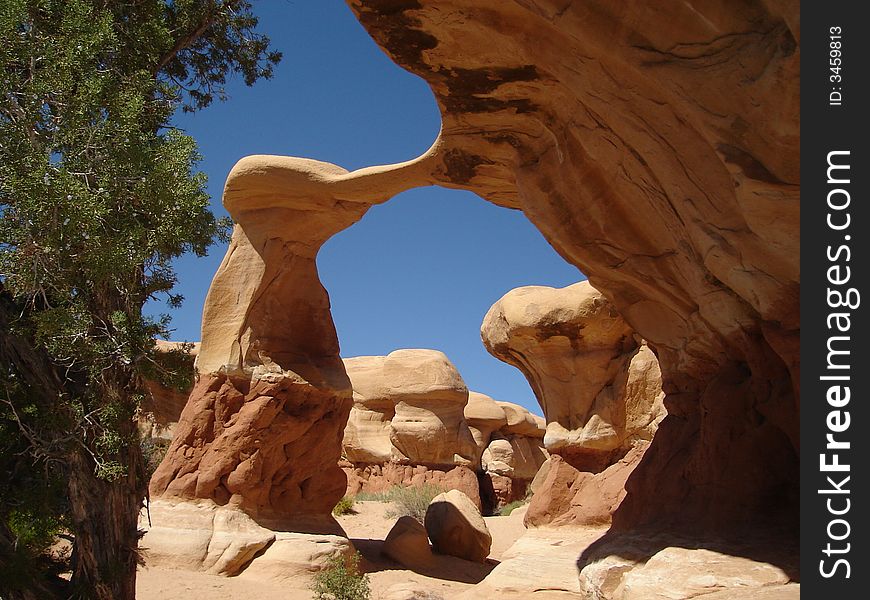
xmin=149 ymin=1 xmax=584 ymax=414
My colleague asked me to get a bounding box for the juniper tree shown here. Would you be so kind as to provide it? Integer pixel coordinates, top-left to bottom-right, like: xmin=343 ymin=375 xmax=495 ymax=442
xmin=0 ymin=2 xmax=280 ymax=598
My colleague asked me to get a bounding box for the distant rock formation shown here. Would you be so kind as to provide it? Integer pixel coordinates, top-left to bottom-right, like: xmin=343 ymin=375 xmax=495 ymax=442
xmin=340 ymin=350 xmax=547 ymax=510
xmin=342 ymin=350 xmax=478 ymax=467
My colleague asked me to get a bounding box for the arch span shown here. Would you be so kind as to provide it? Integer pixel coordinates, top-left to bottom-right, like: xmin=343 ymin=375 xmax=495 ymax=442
xmin=152 ymin=0 xmax=799 ymax=545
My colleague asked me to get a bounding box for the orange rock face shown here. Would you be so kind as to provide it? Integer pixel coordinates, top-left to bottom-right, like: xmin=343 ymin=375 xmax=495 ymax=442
xmin=482 ymin=282 xmax=665 ymax=472
xmin=524 ymin=446 xmax=648 ymax=528
xmin=349 ymin=0 xmax=799 ymax=536
xmin=149 ymin=371 xmax=349 ymax=519
xmin=154 ymin=0 xmax=799 ymax=542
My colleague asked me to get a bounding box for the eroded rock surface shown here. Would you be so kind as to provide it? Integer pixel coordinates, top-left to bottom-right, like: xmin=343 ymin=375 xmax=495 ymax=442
xmin=151 ymin=0 xmax=800 ymax=584
xmin=150 ymin=370 xmax=349 ymax=520
xmin=148 ymin=155 xmax=392 ymax=521
xmin=455 ymin=527 xmax=605 ymax=599
xmin=425 ymin=489 xmax=492 ymax=563
xmin=577 ymin=536 xmax=799 ymax=600
xmin=139 ymin=499 xmax=275 ymax=576
xmin=349 ymin=0 xmax=800 ymax=538
xmin=340 ymin=351 xmax=546 ymax=510
xmin=483 ymin=282 xmax=665 ymax=471
xmin=237 ymin=531 xmax=354 ymax=582
xmin=342 ymin=350 xmax=478 ymax=467
xmin=524 ymin=445 xmax=647 ymax=528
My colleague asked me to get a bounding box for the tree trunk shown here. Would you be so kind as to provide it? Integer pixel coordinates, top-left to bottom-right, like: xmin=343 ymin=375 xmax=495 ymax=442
xmin=67 ymin=444 xmax=144 ymax=600
xmin=2 ymin=291 xmax=147 ymax=599
xmin=0 ymin=522 xmax=65 ymax=600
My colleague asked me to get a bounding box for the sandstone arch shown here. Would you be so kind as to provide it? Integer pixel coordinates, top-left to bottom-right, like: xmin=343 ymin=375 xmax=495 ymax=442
xmin=151 ymin=0 xmax=799 ymax=557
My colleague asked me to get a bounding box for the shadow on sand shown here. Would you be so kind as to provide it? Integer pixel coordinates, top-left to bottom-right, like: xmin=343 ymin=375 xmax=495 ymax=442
xmin=351 ymin=537 xmax=498 ymax=584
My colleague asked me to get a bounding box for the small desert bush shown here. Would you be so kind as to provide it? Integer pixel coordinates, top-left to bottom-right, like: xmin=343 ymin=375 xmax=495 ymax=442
xmin=385 ymin=483 xmax=443 ymax=524
xmin=310 ymin=551 xmax=370 ymax=600
xmin=353 ymin=490 xmax=391 ymax=502
xmin=498 ymin=499 xmax=527 ymax=516
xmin=332 ymin=496 xmax=356 ymax=516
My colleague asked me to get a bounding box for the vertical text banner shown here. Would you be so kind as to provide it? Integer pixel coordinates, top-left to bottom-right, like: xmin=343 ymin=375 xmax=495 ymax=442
xmin=802 ymin=1 xmax=868 ymax=596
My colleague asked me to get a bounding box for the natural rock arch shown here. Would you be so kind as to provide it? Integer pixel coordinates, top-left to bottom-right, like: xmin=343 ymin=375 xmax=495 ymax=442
xmin=151 ymin=0 xmax=799 ymax=547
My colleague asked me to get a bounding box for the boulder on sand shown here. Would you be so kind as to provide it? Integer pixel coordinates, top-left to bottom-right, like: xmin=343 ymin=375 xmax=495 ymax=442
xmin=424 ymin=489 xmax=492 ymax=563
xmin=382 ymin=515 xmax=434 ymax=569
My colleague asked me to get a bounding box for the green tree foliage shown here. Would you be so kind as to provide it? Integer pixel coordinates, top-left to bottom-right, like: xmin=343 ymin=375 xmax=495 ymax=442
xmin=0 ymin=2 xmax=280 ymax=598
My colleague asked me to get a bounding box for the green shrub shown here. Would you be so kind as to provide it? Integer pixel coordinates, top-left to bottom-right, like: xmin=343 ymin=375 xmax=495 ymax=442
xmin=498 ymin=499 xmax=527 ymax=516
xmin=311 ymin=551 xmax=370 ymax=600
xmin=353 ymin=490 xmax=391 ymax=502
xmin=385 ymin=484 xmax=443 ymax=524
xmin=351 ymin=484 xmax=444 ymax=522
xmin=332 ymin=496 xmax=356 ymax=516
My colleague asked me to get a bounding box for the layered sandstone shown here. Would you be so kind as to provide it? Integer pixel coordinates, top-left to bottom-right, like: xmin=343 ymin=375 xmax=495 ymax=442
xmin=149 ymin=369 xmax=349 ymax=520
xmin=148 ymin=156 xmax=395 ymax=521
xmin=482 ymin=281 xmax=665 ymax=471
xmin=342 ymin=350 xmax=478 ymax=467
xmin=150 ymin=0 xmax=799 ymax=587
xmin=139 ymin=499 xmax=352 ymax=580
xmin=348 ymin=0 xmax=800 ymax=540
xmin=577 ymin=533 xmax=799 ymax=600
xmin=340 ymin=351 xmax=546 ymax=510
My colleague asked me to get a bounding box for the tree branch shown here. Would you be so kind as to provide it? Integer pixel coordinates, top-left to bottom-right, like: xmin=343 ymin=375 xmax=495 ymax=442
xmin=153 ymin=1 xmax=223 ymax=76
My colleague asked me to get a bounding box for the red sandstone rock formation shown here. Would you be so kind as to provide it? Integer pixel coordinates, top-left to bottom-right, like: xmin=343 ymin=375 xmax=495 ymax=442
xmin=340 ymin=350 xmax=547 ymax=510
xmin=151 ymin=0 xmax=799 ymax=555
xmin=482 ymin=282 xmax=665 ymax=472
xmin=148 ymin=156 xmax=381 ymax=520
xmin=348 ymin=0 xmax=800 ymax=538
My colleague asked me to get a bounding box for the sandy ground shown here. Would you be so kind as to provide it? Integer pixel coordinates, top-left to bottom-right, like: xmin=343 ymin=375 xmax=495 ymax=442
xmin=136 ymin=501 xmax=529 ymax=600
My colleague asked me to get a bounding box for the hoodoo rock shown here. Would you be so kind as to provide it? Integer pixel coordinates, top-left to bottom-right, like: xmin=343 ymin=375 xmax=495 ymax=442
xmin=147 ymin=156 xmax=388 ymax=522
xmin=340 ymin=351 xmax=546 ymax=510
xmin=342 ymin=350 xmax=478 ymax=467
xmin=464 ymin=391 xmax=508 ymax=455
xmin=482 ymin=281 xmax=665 ymax=472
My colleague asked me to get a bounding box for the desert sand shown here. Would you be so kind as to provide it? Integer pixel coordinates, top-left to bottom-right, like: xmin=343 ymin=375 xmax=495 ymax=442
xmin=136 ymin=500 xmax=528 ymax=600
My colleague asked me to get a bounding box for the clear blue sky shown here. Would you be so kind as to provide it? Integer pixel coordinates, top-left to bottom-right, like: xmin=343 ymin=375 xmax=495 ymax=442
xmin=147 ymin=0 xmax=584 ymax=415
